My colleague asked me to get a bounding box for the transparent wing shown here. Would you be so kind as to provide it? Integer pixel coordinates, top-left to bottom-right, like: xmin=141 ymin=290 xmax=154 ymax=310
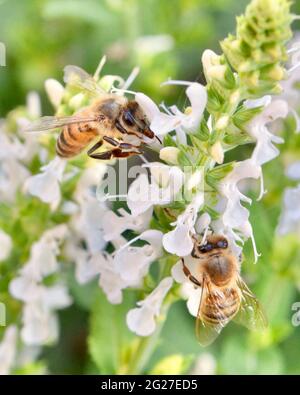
xmin=196 ymin=278 xmax=230 ymax=347
xmin=233 ymin=276 xmax=268 ymax=331
xmin=23 ymin=115 xmax=99 ymax=132
xmin=64 ymin=65 xmax=105 ymax=96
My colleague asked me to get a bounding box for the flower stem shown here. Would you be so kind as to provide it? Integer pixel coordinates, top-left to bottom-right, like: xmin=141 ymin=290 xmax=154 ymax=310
xmin=123 ymin=304 xmax=171 ymax=375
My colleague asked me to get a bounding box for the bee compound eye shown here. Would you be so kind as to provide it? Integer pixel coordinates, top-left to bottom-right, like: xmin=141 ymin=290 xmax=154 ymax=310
xmin=217 ymin=239 xmax=228 ymax=249
xmin=123 ymin=111 xmax=135 ymax=126
xmin=200 ymin=243 xmax=212 ymax=253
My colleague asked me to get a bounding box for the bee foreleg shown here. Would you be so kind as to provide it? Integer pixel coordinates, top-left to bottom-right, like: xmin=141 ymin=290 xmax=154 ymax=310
xmin=181 ymin=258 xmax=202 ymax=287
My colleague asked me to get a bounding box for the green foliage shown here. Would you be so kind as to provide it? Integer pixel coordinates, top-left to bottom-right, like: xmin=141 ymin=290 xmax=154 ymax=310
xmin=88 ymin=289 xmax=136 ymax=374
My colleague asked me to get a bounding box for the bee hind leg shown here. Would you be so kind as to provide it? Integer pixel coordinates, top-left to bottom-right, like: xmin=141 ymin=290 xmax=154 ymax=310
xmin=87 ymin=139 xmax=103 ymax=156
xmin=181 ymin=258 xmax=202 ymax=287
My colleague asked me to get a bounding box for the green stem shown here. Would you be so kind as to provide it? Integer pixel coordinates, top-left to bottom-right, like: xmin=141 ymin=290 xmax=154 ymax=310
xmin=123 ymin=304 xmax=172 ymax=375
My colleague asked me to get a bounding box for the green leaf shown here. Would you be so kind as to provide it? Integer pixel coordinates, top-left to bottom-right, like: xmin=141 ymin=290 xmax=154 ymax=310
xmin=232 ymin=105 xmax=263 ymax=130
xmin=88 ymin=289 xmax=136 ymax=374
xmin=206 ymin=162 xmax=235 ymax=189
xmin=219 ymin=337 xmax=284 ymax=374
xmin=177 ymin=150 xmax=193 ymax=167
xmin=163 ymin=134 xmax=177 ymax=147
xmin=194 ymin=120 xmax=210 ymax=142
xmin=208 ymin=162 xmax=234 ymax=179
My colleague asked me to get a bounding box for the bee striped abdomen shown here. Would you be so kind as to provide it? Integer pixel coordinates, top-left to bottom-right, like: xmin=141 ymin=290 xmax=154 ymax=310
xmin=202 ymin=288 xmax=240 ymax=325
xmin=56 ymin=124 xmax=98 ymax=158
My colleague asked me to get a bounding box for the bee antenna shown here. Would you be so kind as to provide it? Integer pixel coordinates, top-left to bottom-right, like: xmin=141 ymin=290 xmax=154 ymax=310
xmin=155 ymin=135 xmax=162 ymax=144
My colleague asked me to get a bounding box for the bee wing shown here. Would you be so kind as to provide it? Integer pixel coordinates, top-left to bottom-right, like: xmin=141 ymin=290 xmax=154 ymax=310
xmin=233 ymin=276 xmax=268 ymax=331
xmin=23 ymin=115 xmax=99 ymax=132
xmin=64 ymin=65 xmax=105 ymax=96
xmin=196 ymin=278 xmax=229 ymax=346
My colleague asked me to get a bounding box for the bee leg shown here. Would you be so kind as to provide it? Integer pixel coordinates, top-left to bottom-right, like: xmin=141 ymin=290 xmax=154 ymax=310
xmin=103 ymin=136 xmax=119 ymax=147
xmin=181 ymin=258 xmax=202 ymax=287
xmin=111 ymin=148 xmax=142 ymax=158
xmin=87 ymin=139 xmax=103 ymax=156
xmin=103 ymin=136 xmax=140 ymax=150
xmin=89 ymin=148 xmax=142 ymax=160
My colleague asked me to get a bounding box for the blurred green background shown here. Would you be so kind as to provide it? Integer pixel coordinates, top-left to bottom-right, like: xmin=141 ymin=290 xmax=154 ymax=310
xmin=1 ymin=0 xmax=300 ymax=375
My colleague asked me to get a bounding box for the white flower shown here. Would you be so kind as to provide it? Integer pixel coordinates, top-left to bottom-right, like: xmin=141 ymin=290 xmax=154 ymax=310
xmin=163 ymin=193 xmax=204 ymax=257
xmin=0 ymin=229 xmax=12 ymax=261
xmin=0 ymin=125 xmax=23 ymax=160
xmin=114 ymin=230 xmax=163 ymax=287
xmin=24 ymin=156 xmax=67 ymax=210
xmin=10 ymin=224 xmax=68 ymax=292
xmin=97 ymin=252 xmax=126 ymax=304
xmin=136 ymin=81 xmax=207 ymax=136
xmin=0 ymin=326 xmax=18 ymax=375
xmin=102 ymin=207 xmax=153 ymax=242
xmin=127 ymin=163 xmax=184 ymax=216
xmin=126 ymin=277 xmax=173 ymax=336
xmin=75 ymin=163 xmax=106 ymax=204
xmin=277 ymin=185 xmax=300 ymax=235
xmin=75 ymin=197 xmax=107 ymax=254
xmin=16 ymin=92 xmax=43 ymax=164
xmin=219 ymin=159 xmax=261 ymax=262
xmin=285 ymin=161 xmax=300 ymax=180
xmin=245 ymin=97 xmax=288 ymax=166
xmin=202 ymin=49 xmax=227 ymax=82
xmin=0 ymin=160 xmax=30 ymax=202
xmin=21 ymin=284 xmax=72 ymax=346
xmin=45 ymin=79 xmax=65 ymax=109
xmin=171 ymin=257 xmax=202 ymax=316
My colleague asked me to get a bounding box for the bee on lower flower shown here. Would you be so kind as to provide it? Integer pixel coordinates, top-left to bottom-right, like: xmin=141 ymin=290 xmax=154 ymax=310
xmin=179 ymin=234 xmax=267 ymax=346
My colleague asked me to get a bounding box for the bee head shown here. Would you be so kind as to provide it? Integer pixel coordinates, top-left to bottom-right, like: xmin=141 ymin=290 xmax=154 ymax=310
xmin=120 ymin=101 xmax=155 ymax=140
xmin=191 ymin=235 xmax=229 ymax=258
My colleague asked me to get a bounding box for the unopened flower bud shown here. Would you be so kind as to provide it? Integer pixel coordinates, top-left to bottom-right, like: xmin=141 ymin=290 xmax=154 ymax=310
xmin=159 ymin=147 xmax=180 ymax=165
xmin=210 ymin=141 xmax=224 ymax=164
xmin=45 ymin=79 xmax=65 ymax=109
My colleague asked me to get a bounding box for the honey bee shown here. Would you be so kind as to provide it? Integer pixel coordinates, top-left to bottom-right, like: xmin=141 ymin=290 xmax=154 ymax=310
xmin=25 ymin=66 xmax=157 ymax=160
xmin=181 ymin=234 xmax=267 ymax=346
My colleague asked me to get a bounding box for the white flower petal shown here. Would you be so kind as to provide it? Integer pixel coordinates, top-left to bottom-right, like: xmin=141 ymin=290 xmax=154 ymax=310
xmin=286 ymin=161 xmax=300 ymax=180
xmin=0 ymin=326 xmax=18 ymax=375
xmin=24 ymin=156 xmax=66 ymax=209
xmin=21 ymin=303 xmax=59 ymax=346
xmin=163 ymin=223 xmax=194 ymax=256
xmin=171 ymin=260 xmax=186 ymax=283
xmin=98 ymin=253 xmax=125 ymax=304
xmin=127 ymin=174 xmax=154 ymax=216
xmin=135 ymin=93 xmax=160 ymax=121
xmin=45 ymin=79 xmax=65 ymax=109
xmin=126 ymin=277 xmax=173 ymax=336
